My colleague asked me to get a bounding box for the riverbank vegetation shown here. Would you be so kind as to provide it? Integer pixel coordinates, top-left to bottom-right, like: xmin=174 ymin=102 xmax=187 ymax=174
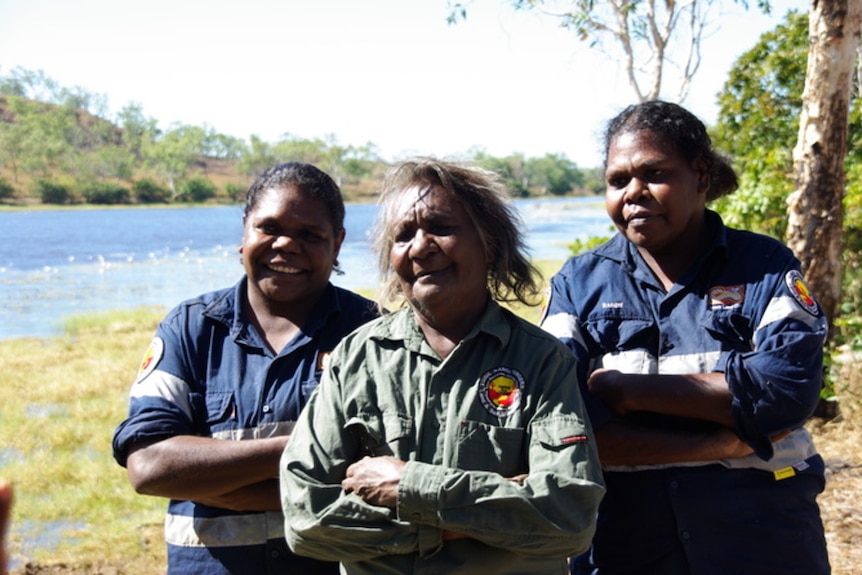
xmin=0 ymin=68 xmax=603 ymax=208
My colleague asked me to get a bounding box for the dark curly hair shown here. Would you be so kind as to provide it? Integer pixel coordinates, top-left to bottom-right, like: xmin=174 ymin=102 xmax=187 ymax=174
xmin=603 ymin=100 xmax=739 ymax=201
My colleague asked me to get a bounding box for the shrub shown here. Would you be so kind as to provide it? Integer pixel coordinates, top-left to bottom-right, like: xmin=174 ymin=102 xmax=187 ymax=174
xmin=0 ymin=178 xmax=15 ymax=200
xmin=34 ymin=179 xmax=72 ymax=204
xmin=224 ymin=182 xmax=247 ymax=203
xmin=177 ymin=177 xmax=216 ymax=203
xmin=81 ymin=181 xmax=131 ymax=205
xmin=133 ymin=178 xmax=171 ymax=204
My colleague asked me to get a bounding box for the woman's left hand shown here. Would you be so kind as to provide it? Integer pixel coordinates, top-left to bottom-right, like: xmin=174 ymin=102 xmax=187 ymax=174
xmin=342 ymin=456 xmax=406 ymax=508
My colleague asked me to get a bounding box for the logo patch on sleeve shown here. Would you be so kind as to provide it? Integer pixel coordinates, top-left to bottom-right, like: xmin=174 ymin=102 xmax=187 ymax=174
xmin=478 ymin=367 xmax=525 ymax=417
xmin=784 ymin=270 xmax=819 ymax=316
xmin=135 ymin=337 xmax=164 ymax=383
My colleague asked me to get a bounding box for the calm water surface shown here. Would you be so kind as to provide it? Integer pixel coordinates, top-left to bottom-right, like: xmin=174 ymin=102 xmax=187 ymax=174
xmin=0 ymin=197 xmax=611 ymax=340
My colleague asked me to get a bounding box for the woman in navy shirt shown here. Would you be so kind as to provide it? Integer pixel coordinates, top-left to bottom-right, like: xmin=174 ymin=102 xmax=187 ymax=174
xmin=542 ymin=101 xmax=830 ymax=575
xmin=113 ymin=162 xmax=378 ymax=574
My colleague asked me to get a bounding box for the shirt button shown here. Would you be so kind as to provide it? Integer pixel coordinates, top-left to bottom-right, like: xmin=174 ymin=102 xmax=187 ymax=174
xmin=681 ymin=531 xmax=691 ymax=541
xmin=271 ymin=549 xmax=279 ymax=558
xmin=670 ymin=480 xmax=679 ymax=489
xmin=262 ymin=405 xmax=272 ymax=413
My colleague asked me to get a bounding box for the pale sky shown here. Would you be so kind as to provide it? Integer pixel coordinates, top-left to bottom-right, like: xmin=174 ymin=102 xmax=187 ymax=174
xmin=1 ymin=0 xmax=809 ymax=167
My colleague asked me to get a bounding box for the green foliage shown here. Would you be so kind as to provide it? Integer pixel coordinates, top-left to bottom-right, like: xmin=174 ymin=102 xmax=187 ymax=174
xmin=133 ymin=178 xmax=171 ymax=204
xmin=710 ymin=11 xmax=808 ymax=240
xmin=526 ymin=153 xmax=584 ymax=195
xmin=177 ymin=177 xmax=216 ymax=203
xmin=80 ymin=181 xmax=131 ymax=205
xmin=713 ymin=9 xmax=862 ymax=401
xmin=33 ymin=179 xmax=73 ymax=204
xmin=568 ymin=234 xmax=611 ymax=257
xmin=225 ymin=182 xmax=247 ymax=203
xmin=582 ymin=167 xmax=606 ymax=195
xmin=473 ymin=151 xmax=530 ymax=197
xmin=472 ymin=150 xmax=587 ymax=198
xmin=0 ymin=177 xmax=15 ymax=199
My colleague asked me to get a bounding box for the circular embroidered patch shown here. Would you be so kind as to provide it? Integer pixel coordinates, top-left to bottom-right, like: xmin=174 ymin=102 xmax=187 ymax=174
xmin=135 ymin=336 xmax=164 ymax=383
xmin=784 ymin=270 xmax=819 ymax=316
xmin=478 ymin=367 xmax=525 ymax=417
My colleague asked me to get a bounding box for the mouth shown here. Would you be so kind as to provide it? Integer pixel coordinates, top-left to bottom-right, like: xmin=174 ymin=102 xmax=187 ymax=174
xmin=625 ymin=210 xmax=658 ymax=225
xmin=413 ymin=267 xmax=446 ymax=282
xmin=266 ymin=263 xmax=305 ymax=275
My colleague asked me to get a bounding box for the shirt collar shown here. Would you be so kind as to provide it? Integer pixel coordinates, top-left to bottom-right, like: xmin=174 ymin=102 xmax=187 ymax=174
xmin=382 ymin=299 xmax=510 ymax=358
xmin=202 ymin=277 xmax=342 ymax=349
xmin=593 ymin=209 xmax=729 ymax=280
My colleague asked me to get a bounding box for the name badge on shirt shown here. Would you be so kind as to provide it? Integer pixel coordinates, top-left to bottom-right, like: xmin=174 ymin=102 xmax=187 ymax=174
xmin=708 ymin=284 xmax=746 ymax=308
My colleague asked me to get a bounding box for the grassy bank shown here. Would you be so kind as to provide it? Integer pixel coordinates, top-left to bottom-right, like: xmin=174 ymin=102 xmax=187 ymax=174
xmin=0 ymin=306 xmax=168 ymax=572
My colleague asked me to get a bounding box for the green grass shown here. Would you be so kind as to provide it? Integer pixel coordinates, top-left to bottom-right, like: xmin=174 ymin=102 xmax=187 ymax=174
xmin=0 ymin=261 xmax=566 ymax=572
xmin=0 ymin=307 xmax=167 ymax=572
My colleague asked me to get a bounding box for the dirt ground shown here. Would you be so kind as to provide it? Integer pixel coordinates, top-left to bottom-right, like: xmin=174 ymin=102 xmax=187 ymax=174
xmin=11 ymin=398 xmax=862 ymax=575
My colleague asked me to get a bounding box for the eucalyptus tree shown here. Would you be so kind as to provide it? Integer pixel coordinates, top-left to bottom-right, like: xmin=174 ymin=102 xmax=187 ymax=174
xmin=448 ymin=0 xmax=769 ymax=102
xmin=787 ymin=0 xmax=861 ymax=332
xmin=712 ymin=7 xmax=862 ymax=342
xmin=142 ymin=124 xmax=208 ymax=196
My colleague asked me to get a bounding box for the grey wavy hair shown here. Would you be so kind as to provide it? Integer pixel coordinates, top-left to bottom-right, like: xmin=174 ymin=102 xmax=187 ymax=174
xmin=372 ymin=158 xmax=542 ymax=309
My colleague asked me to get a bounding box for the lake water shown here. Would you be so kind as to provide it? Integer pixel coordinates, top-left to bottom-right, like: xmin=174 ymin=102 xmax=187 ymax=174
xmin=0 ymin=197 xmax=612 ymax=340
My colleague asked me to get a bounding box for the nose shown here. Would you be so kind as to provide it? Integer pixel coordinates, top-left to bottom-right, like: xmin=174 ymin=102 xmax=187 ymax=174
xmin=623 ymin=177 xmax=648 ymax=202
xmin=272 ymin=233 xmax=300 ymax=252
xmin=408 ymin=228 xmax=437 ymax=259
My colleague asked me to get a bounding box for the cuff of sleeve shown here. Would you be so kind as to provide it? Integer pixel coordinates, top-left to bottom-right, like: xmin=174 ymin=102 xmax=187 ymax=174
xmin=397 ymin=461 xmax=444 ymax=558
xmin=398 ymin=460 xmax=444 ymax=526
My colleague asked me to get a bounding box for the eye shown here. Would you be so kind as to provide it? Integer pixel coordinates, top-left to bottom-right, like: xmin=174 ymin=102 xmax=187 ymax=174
xmin=428 ymin=223 xmax=456 ymax=236
xmin=257 ymin=223 xmax=280 ymax=236
xmin=645 ymin=169 xmax=667 ymax=183
xmin=392 ymin=223 xmax=416 ymax=244
xmin=606 ymin=175 xmax=629 ymax=189
xmin=300 ymin=230 xmax=326 ymax=243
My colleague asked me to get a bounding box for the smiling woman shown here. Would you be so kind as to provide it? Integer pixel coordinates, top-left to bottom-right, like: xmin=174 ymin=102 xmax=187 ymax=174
xmin=111 ymin=162 xmax=379 ymax=575
xmin=280 ymin=158 xmax=605 ymax=575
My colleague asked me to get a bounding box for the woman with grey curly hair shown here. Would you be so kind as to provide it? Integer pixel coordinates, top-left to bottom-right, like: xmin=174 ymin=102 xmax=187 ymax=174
xmin=373 ymin=158 xmax=542 ymax=310
xmin=281 ymin=157 xmax=605 ymax=575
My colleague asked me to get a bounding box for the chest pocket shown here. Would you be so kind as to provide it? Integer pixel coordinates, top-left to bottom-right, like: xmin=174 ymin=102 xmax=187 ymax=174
xmin=187 ymin=390 xmax=234 ymax=435
xmin=456 ymin=421 xmax=526 ymax=478
xmin=583 ymin=312 xmax=656 ymax=355
xmin=343 ymin=412 xmax=414 ymax=462
xmin=703 ymin=309 xmax=754 ymax=352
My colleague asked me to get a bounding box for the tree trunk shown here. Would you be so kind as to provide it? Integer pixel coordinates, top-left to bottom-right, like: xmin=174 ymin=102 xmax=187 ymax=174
xmin=787 ymin=0 xmax=862 ymax=337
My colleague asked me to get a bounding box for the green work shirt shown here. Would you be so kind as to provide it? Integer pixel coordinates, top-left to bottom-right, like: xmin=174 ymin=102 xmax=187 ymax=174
xmin=280 ymin=301 xmax=605 ymax=575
